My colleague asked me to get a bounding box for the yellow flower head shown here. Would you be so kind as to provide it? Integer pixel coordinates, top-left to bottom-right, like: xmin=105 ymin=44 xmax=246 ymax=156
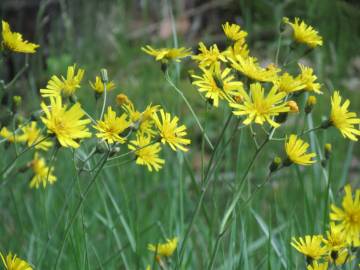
xmin=229 ymin=55 xmax=279 ymax=82
xmin=192 ymin=42 xmax=227 ymax=68
xmin=285 ymin=135 xmax=316 ymax=166
xmin=29 ymin=152 xmax=57 ymax=189
xmin=17 ymin=122 xmax=52 ymax=151
xmin=307 ymin=261 xmax=328 ymax=270
xmin=274 ymin=72 xmax=306 ymax=93
xmin=40 ymin=75 xmax=64 ymax=98
xmin=1 ymin=20 xmax=39 ymax=53
xmin=93 ymin=106 xmax=130 ymax=144
xmin=0 ymin=252 xmax=32 ymax=270
xmin=223 ymin=39 xmax=249 ymax=62
xmin=89 ymin=76 xmax=116 ymax=94
xmin=297 ymin=64 xmax=322 ymax=93
xmin=192 ymin=62 xmax=244 ymax=107
xmin=222 ymin=22 xmax=248 ymax=42
xmin=152 ymin=109 xmax=191 ymax=152
xmin=283 ymin=17 xmax=323 ymax=48
xmin=142 ymin=45 xmax=192 ymax=63
xmin=330 ymin=91 xmax=360 ymax=141
xmin=330 ymin=184 xmax=360 ymax=247
xmin=0 ymin=127 xmax=19 ymax=143
xmin=291 ymin=235 xmax=327 ymax=261
xmin=40 ymin=96 xmax=91 ymax=148
xmin=323 ymin=222 xmax=347 ymax=252
xmin=128 ymin=135 xmax=164 ymax=172
xmin=148 ymin=237 xmax=178 ymax=257
xmin=230 ymin=83 xmax=289 ymax=128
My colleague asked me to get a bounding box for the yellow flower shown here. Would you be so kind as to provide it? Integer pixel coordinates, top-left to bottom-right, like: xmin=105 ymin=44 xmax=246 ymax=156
xmin=0 ymin=252 xmax=32 ymax=270
xmin=128 ymin=135 xmax=164 ymax=172
xmin=291 ymin=235 xmax=327 ymax=261
xmin=329 ymin=91 xmax=360 ymax=141
xmin=40 ymin=75 xmax=64 ymax=98
xmin=192 ymin=62 xmax=244 ymax=107
xmin=297 ymin=64 xmax=321 ymax=93
xmin=116 ymin=93 xmax=131 ymax=106
xmin=287 ymin=100 xmax=299 ymax=113
xmin=93 ymin=107 xmax=130 ymax=144
xmin=274 ymin=72 xmax=306 ymax=93
xmin=40 ymin=96 xmax=91 ymax=148
xmin=29 ymin=152 xmax=56 ymax=189
xmin=89 ymin=76 xmax=116 ymax=94
xmin=285 ymin=135 xmax=316 ymax=166
xmin=141 ymin=45 xmax=191 ymax=63
xmin=192 ymin=42 xmax=227 ymax=68
xmin=152 ymin=109 xmax=191 ymax=152
xmin=330 ymin=184 xmax=360 ymax=247
xmin=307 ymin=261 xmax=328 ymax=270
xmin=0 ymin=127 xmax=19 ymax=143
xmin=230 ymin=83 xmax=289 ymax=128
xmin=229 ymin=55 xmax=279 ymax=82
xmin=17 ymin=122 xmax=52 ymax=151
xmin=223 ymin=40 xmax=249 ymax=61
xmin=148 ymin=237 xmax=178 ymax=257
xmin=222 ymin=22 xmax=247 ymax=42
xmin=283 ymin=17 xmax=323 ymax=48
xmin=1 ymin=20 xmax=39 ymax=53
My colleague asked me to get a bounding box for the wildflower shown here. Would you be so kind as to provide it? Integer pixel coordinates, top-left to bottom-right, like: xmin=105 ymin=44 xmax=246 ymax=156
xmin=0 ymin=252 xmax=33 ymax=270
xmin=0 ymin=127 xmax=19 ymax=143
xmin=297 ymin=64 xmax=321 ymax=93
xmin=269 ymin=156 xmax=282 ymax=172
xmin=128 ymin=135 xmax=164 ymax=172
xmin=192 ymin=62 xmax=244 ymax=107
xmin=283 ymin=17 xmax=323 ymax=48
xmin=307 ymin=261 xmax=328 ymax=270
xmin=322 ymin=223 xmax=347 ymax=262
xmin=29 ymin=152 xmax=57 ymax=189
xmin=40 ymin=95 xmax=91 ymax=148
xmin=305 ymin=95 xmax=317 ymax=114
xmin=230 ymin=83 xmax=289 ymax=128
xmin=222 ymin=40 xmax=249 ymax=61
xmin=324 ymin=143 xmax=332 ymax=160
xmin=1 ymin=20 xmax=39 ymax=53
xmin=141 ymin=45 xmax=191 ymax=63
xmin=93 ymin=106 xmax=130 ymax=144
xmin=284 ymin=135 xmax=316 ymax=166
xmin=148 ymin=237 xmax=178 ymax=257
xmin=40 ymin=75 xmax=64 ymax=98
xmin=274 ymin=72 xmax=306 ymax=93
xmin=229 ymin=55 xmax=279 ymax=82
xmin=89 ymin=76 xmax=116 ymax=94
xmin=17 ymin=122 xmax=52 ymax=151
xmin=329 ymin=91 xmax=360 ymax=141
xmin=287 ymin=100 xmax=299 ymax=113
xmin=116 ymin=93 xmax=131 ymax=106
xmin=192 ymin=42 xmax=227 ymax=68
xmin=152 ymin=109 xmax=191 ymax=152
xmin=222 ymin=22 xmax=247 ymax=42
xmin=291 ymin=235 xmax=327 ymax=262
xmin=330 ymin=184 xmax=360 ymax=247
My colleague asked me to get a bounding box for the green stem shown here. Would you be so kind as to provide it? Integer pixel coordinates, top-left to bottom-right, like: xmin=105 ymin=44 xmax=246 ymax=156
xmin=4 ymin=55 xmax=29 ymax=90
xmin=99 ymin=82 xmax=107 ymax=120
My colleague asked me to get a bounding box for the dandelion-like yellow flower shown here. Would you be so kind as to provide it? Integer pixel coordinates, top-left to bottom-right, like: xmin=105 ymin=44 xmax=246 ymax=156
xmin=230 ymin=83 xmax=289 ymax=128
xmin=285 ymin=135 xmax=316 ymax=166
xmin=40 ymin=96 xmax=91 ymax=148
xmin=93 ymin=107 xmax=129 ymax=144
xmin=0 ymin=252 xmax=33 ymax=270
xmin=1 ymin=20 xmax=39 ymax=53
xmin=0 ymin=127 xmax=19 ymax=143
xmin=192 ymin=63 xmax=244 ymax=107
xmin=40 ymin=75 xmax=64 ymax=98
xmin=307 ymin=261 xmax=328 ymax=270
xmin=152 ymin=109 xmax=191 ymax=152
xmin=142 ymin=45 xmax=192 ymax=63
xmin=192 ymin=42 xmax=227 ymax=68
xmin=323 ymin=222 xmax=347 ymax=252
xmin=291 ymin=235 xmax=327 ymax=261
xmin=283 ymin=17 xmax=323 ymax=48
xmin=128 ymin=135 xmax=164 ymax=172
xmin=222 ymin=22 xmax=248 ymax=42
xmin=229 ymin=55 xmax=279 ymax=82
xmin=330 ymin=184 xmax=360 ymax=247
xmin=89 ymin=76 xmax=116 ymax=94
xmin=17 ymin=122 xmax=52 ymax=151
xmin=329 ymin=91 xmax=360 ymax=141
xmin=29 ymin=152 xmax=57 ymax=189
xmin=274 ymin=72 xmax=306 ymax=93
xmin=297 ymin=64 xmax=322 ymax=93
xmin=223 ymin=40 xmax=249 ymax=61
xmin=148 ymin=237 xmax=178 ymax=257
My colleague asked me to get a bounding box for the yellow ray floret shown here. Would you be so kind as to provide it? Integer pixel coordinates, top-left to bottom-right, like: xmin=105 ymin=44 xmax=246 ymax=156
xmin=297 ymin=64 xmax=322 ymax=93
xmin=222 ymin=22 xmax=248 ymax=42
xmin=141 ymin=45 xmax=192 ymax=63
xmin=307 ymin=261 xmax=328 ymax=270
xmin=29 ymin=152 xmax=57 ymax=189
xmin=291 ymin=235 xmax=327 ymax=260
xmin=89 ymin=76 xmax=116 ymax=94
xmin=148 ymin=237 xmax=178 ymax=257
xmin=274 ymin=72 xmax=306 ymax=93
xmin=285 ymin=134 xmax=316 ymax=165
xmin=17 ymin=121 xmax=52 ymax=151
xmin=0 ymin=251 xmax=33 ymax=270
xmin=192 ymin=42 xmax=227 ymax=68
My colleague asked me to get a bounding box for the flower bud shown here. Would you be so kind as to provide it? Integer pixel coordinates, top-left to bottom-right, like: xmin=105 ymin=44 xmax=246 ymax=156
xmin=287 ymin=100 xmax=299 ymax=113
xmin=269 ymin=156 xmax=282 ymax=172
xmin=324 ymin=143 xmax=332 ymax=160
xmin=100 ymin=68 xmax=108 ymax=83
xmin=305 ymin=95 xmax=317 ymax=114
xmin=116 ymin=93 xmax=131 ymax=106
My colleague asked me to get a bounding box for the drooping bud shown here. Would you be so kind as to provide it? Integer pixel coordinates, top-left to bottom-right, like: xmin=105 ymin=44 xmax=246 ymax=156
xmin=287 ymin=100 xmax=299 ymax=113
xmin=324 ymin=143 xmax=332 ymax=160
xmin=305 ymin=95 xmax=317 ymax=114
xmin=116 ymin=93 xmax=131 ymax=106
xmin=269 ymin=156 xmax=282 ymax=172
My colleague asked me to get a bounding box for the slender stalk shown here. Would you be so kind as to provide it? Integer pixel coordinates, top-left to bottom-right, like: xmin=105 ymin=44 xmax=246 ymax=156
xmin=99 ymin=83 xmax=107 ymax=120
xmin=4 ymin=55 xmax=29 ymax=90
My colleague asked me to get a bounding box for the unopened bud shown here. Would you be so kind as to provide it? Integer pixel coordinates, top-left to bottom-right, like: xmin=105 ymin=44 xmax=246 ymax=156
xmin=13 ymin=95 xmax=22 ymax=106
xmin=269 ymin=156 xmax=282 ymax=172
xmin=305 ymin=95 xmax=317 ymax=114
xmin=287 ymin=100 xmax=299 ymax=113
xmin=100 ymin=69 xmax=108 ymax=83
xmin=116 ymin=93 xmax=130 ymax=106
xmin=324 ymin=143 xmax=332 ymax=160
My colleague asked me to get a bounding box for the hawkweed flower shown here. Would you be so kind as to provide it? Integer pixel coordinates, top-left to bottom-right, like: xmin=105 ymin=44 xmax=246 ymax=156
xmin=17 ymin=122 xmax=52 ymax=151
xmin=274 ymin=72 xmax=306 ymax=93
xmin=148 ymin=237 xmax=178 ymax=257
xmin=29 ymin=152 xmax=56 ymax=189
xmin=230 ymin=83 xmax=289 ymax=128
xmin=128 ymin=135 xmax=164 ymax=172
xmin=89 ymin=76 xmax=116 ymax=94
xmin=330 ymin=184 xmax=360 ymax=247
xmin=328 ymin=91 xmax=360 ymax=141
xmin=223 ymin=39 xmax=249 ymax=61
xmin=297 ymin=64 xmax=321 ymax=93
xmin=192 ymin=62 xmax=244 ymax=107
xmin=291 ymin=235 xmax=327 ymax=263
xmin=305 ymin=95 xmax=317 ymax=114
xmin=307 ymin=261 xmax=328 ymax=270
xmin=93 ymin=106 xmax=130 ymax=144
xmin=283 ymin=17 xmax=323 ymax=48
xmin=40 ymin=96 xmax=91 ymax=148
xmin=284 ymin=135 xmax=316 ymax=166
xmin=0 ymin=127 xmax=19 ymax=143
xmin=0 ymin=252 xmax=32 ymax=270
xmin=1 ymin=20 xmax=39 ymax=53
xmin=152 ymin=109 xmax=191 ymax=152
xmin=322 ymin=222 xmax=348 ymax=264
xmin=192 ymin=42 xmax=227 ymax=68
xmin=142 ymin=45 xmax=191 ymax=63
xmin=222 ymin=22 xmax=247 ymax=42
